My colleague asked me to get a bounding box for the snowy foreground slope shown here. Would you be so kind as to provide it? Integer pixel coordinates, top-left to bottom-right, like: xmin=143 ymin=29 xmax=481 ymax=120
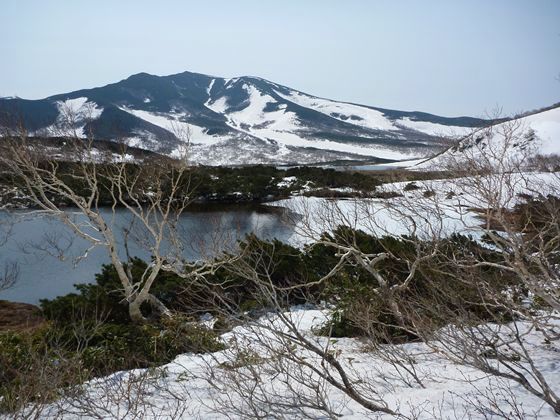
xmin=0 ymin=71 xmax=488 ymax=165
xmin=31 ymin=308 xmax=560 ymax=419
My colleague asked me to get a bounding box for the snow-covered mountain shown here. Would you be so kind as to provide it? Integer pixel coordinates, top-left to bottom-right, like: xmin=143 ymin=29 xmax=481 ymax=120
xmin=414 ymin=104 xmax=560 ymax=169
xmin=0 ymin=71 xmax=490 ymax=165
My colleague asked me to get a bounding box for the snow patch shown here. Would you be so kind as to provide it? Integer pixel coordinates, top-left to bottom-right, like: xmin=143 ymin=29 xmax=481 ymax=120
xmin=522 ymin=106 xmax=560 ymax=155
xmin=276 ymin=89 xmax=397 ymax=131
xmin=205 ymin=96 xmax=229 ymax=114
xmin=228 ymin=85 xmax=299 ymax=130
xmin=121 ymin=107 xmax=229 ymax=146
xmin=37 ymin=97 xmax=104 ymax=138
xmin=277 ymin=176 xmax=297 ymax=188
xmin=206 ymin=78 xmax=215 ymax=96
xmin=56 ymin=97 xmax=103 ymax=120
xmin=395 ymin=117 xmax=473 ymax=137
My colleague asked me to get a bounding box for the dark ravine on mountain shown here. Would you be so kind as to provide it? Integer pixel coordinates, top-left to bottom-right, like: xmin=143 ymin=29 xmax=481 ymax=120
xmin=0 ymin=70 xmax=492 ymax=165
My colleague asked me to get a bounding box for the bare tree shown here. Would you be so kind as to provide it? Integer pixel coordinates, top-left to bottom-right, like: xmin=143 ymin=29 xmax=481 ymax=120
xmin=0 ymin=212 xmax=18 ymax=293
xmin=0 ymin=109 xmax=210 ymax=322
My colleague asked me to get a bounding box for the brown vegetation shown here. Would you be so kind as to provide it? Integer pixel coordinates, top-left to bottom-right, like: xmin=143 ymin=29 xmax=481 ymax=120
xmin=0 ymin=301 xmax=45 ymax=332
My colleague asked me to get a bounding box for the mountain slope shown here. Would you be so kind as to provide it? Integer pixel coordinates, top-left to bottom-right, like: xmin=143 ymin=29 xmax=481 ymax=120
xmin=0 ymin=70 xmax=491 ymax=165
xmin=414 ymin=104 xmax=560 ymax=169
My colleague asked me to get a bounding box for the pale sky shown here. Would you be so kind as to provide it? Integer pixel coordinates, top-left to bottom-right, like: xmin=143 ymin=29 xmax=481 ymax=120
xmin=0 ymin=0 xmax=559 ymax=117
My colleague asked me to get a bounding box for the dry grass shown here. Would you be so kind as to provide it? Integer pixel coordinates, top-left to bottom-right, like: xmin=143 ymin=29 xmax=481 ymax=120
xmin=0 ymin=300 xmax=45 ymax=332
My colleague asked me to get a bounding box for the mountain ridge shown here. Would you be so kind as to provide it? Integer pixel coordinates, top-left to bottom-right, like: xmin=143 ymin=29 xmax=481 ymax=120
xmin=0 ymin=70 xmax=529 ymax=165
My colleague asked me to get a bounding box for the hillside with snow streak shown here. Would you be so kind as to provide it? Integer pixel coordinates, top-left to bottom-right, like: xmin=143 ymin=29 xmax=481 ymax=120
xmin=414 ymin=104 xmax=560 ymax=169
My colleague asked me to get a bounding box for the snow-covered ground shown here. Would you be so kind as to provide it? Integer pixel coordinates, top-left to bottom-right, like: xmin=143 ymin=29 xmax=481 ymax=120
xmin=525 ymin=107 xmax=560 ymax=155
xmin=266 ymin=171 xmax=560 ymax=247
xmin=31 ymin=308 xmax=560 ymax=419
xmin=52 ymin=97 xmax=104 ymax=124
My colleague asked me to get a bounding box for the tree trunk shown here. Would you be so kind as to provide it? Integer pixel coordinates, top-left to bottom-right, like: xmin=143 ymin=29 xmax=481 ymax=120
xmin=128 ymin=297 xmax=147 ymax=323
xmin=128 ymin=293 xmax=172 ymax=323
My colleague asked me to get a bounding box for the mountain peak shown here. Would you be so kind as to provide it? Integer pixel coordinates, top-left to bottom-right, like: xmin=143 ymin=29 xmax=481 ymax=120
xmin=126 ymin=71 xmax=155 ymax=79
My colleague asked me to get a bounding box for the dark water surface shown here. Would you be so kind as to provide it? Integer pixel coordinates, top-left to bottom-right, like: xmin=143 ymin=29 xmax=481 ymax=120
xmin=0 ymin=204 xmax=295 ymax=304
